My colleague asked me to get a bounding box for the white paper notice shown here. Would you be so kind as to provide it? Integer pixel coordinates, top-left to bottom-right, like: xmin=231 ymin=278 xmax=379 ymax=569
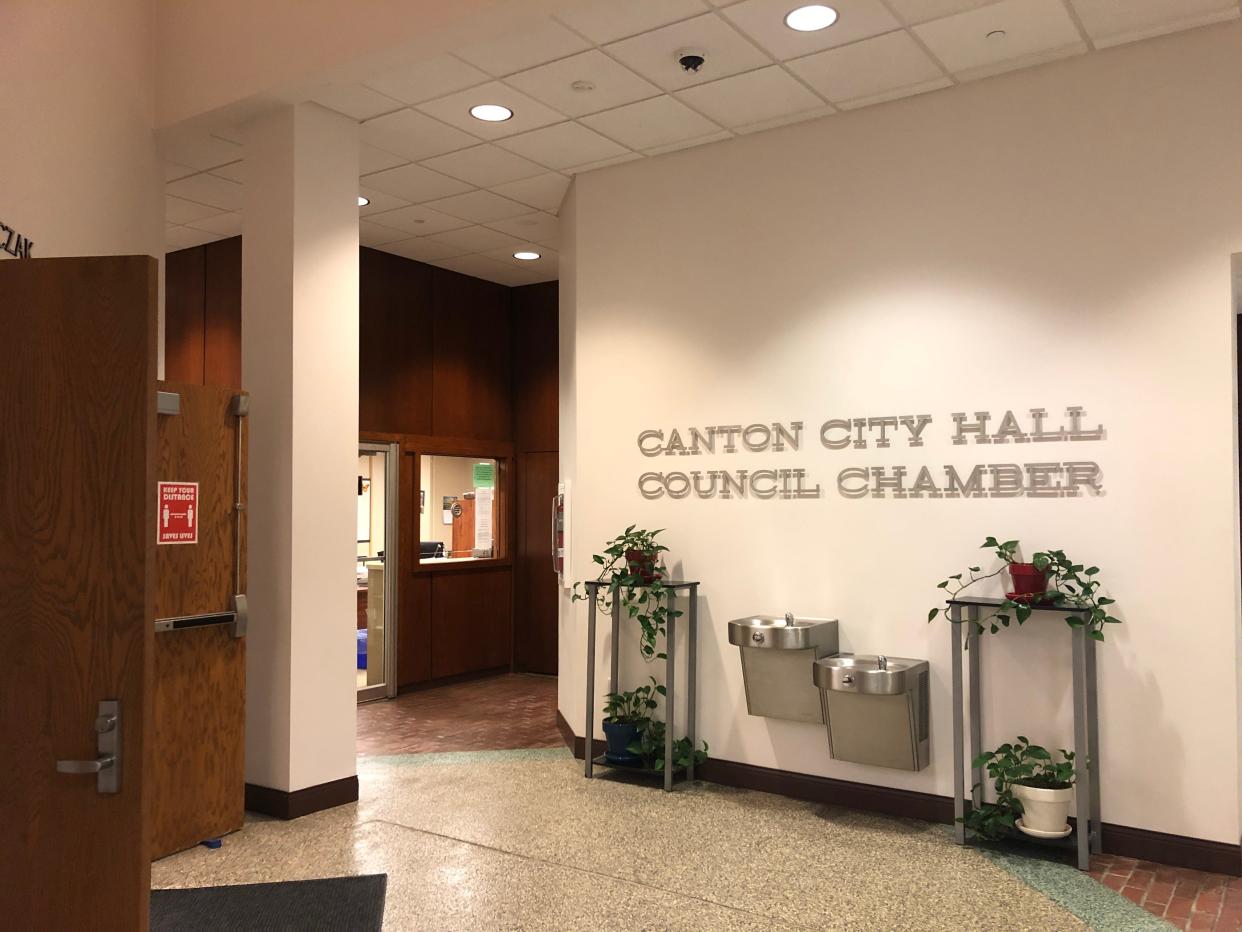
xmin=474 ymin=487 xmax=493 ymax=551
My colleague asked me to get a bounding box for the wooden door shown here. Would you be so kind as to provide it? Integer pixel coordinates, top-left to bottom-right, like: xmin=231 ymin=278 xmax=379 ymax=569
xmin=514 ymin=452 xmax=559 ymax=674
xmin=0 ymin=256 xmax=157 ymax=930
xmin=150 ymin=383 xmax=246 ymax=859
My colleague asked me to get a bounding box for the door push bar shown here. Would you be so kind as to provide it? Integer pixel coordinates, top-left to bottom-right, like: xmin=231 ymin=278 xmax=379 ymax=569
xmin=56 ymin=699 xmax=120 ymax=794
xmin=154 ymin=391 xmax=250 ymax=639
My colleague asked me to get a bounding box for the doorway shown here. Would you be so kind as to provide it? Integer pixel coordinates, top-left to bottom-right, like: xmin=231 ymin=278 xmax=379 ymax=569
xmin=357 ymin=442 xmax=398 ymax=703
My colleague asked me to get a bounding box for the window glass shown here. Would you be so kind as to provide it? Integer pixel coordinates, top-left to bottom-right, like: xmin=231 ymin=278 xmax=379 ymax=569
xmin=418 ymin=455 xmax=498 ymax=562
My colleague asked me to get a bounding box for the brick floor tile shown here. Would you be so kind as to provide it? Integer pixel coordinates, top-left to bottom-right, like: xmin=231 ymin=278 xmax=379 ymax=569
xmin=1167 ymin=897 xmax=1196 ymax=920
xmin=1122 ymin=887 xmax=1146 ymax=905
xmin=1146 ymin=882 xmax=1175 ymax=906
xmin=1101 ymin=875 xmax=1125 ymax=891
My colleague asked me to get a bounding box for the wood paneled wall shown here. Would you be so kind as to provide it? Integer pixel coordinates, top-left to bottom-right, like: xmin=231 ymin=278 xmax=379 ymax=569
xmin=165 ymin=237 xmax=242 ymax=389
xmin=165 ymin=242 xmax=560 ymax=685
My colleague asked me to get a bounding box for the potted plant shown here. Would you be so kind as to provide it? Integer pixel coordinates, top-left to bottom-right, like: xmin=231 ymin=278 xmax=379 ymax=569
xmin=573 ymin=526 xmax=681 ymax=660
xmin=968 ymin=737 xmax=1077 ymax=839
xmin=601 ymin=679 xmax=659 ymax=764
xmin=631 ymin=717 xmax=709 ymax=774
xmin=928 ymin=536 xmax=1121 ymax=641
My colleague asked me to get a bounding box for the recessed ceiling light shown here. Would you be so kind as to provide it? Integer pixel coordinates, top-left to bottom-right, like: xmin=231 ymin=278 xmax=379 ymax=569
xmin=513 ymin=250 xmax=540 ymax=261
xmin=357 ymin=195 xmax=370 ymax=207
xmin=785 ymin=4 xmax=838 ymax=31
xmin=470 ymin=104 xmax=513 ymax=122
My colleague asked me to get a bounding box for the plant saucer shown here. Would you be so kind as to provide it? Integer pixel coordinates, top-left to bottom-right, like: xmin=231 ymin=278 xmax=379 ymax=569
xmin=1015 ymin=818 xmax=1072 ymax=839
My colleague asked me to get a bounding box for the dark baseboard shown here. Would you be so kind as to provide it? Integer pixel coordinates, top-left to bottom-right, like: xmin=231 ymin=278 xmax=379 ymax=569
xmin=245 ymin=775 xmax=359 ymax=821
xmin=1100 ymin=822 xmax=1241 ymax=876
xmin=397 ymin=666 xmax=512 ymax=694
xmin=699 ymin=757 xmax=954 ymax=824
xmin=555 ymin=714 xmax=1240 ymax=875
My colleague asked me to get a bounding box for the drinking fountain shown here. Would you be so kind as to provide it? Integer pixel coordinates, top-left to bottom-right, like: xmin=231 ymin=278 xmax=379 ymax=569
xmin=813 ymin=653 xmax=930 ymax=771
xmin=727 ymin=614 xmax=838 ymax=724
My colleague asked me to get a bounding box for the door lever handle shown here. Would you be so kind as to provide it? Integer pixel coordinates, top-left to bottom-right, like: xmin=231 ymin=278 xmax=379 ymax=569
xmin=57 ymin=755 xmax=115 ymax=775
xmin=56 ymin=700 xmax=121 ymax=793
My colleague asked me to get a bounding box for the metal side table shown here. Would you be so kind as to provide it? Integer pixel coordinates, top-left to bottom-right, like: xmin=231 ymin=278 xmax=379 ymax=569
xmin=948 ymin=596 xmax=1101 ymax=870
xmin=583 ymin=580 xmax=699 ymax=791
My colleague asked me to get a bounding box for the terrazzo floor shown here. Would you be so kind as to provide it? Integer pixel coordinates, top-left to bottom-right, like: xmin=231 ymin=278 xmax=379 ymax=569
xmin=152 ymin=749 xmax=1168 ymax=931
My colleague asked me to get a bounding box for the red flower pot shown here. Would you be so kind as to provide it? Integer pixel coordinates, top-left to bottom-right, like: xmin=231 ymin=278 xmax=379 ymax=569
xmin=625 ymin=549 xmax=661 ymax=583
xmin=1008 ymin=562 xmax=1048 ymax=597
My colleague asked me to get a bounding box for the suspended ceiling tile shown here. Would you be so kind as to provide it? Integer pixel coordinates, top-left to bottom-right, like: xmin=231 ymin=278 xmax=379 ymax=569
xmin=427 ymin=225 xmax=527 ymax=253
xmin=676 ymin=65 xmax=825 ymax=129
xmin=359 ymin=109 xmax=479 ymax=162
xmin=360 ymin=144 xmax=408 ymax=175
xmin=359 ymin=218 xmax=418 ymax=247
xmin=644 ymin=130 xmax=733 ymax=156
xmin=416 ymin=82 xmax=567 ymax=140
xmin=554 ymin=0 xmax=709 ymax=44
xmin=720 ymin=0 xmax=902 ymax=60
xmin=420 ymin=144 xmax=547 ymax=188
xmin=360 ymin=163 xmax=474 ymax=203
xmin=165 ymin=194 xmax=222 ymax=225
xmin=380 ymin=236 xmax=473 ymax=263
xmin=455 ymin=19 xmax=591 ymax=77
xmin=358 ymin=186 xmax=411 ymax=215
xmin=489 ymin=172 xmax=572 ymax=213
xmin=885 ymin=0 xmax=999 ymax=26
xmin=365 ymin=203 xmax=472 ymax=236
xmin=423 ymin=189 xmax=534 ymax=223
xmin=166 ymin=172 xmax=245 ymax=211
xmin=914 ymin=0 xmax=1085 ymax=79
xmin=483 ymin=245 xmax=560 ymax=274
xmin=505 ymin=50 xmax=662 ymax=118
xmin=562 ymin=152 xmax=643 ymax=174
xmin=604 ymin=13 xmax=774 ymax=92
xmin=732 ymin=105 xmax=835 ymax=135
xmin=310 ymin=83 xmax=404 ymax=121
xmin=580 ymin=95 xmax=722 ymax=151
xmin=166 ymin=225 xmax=223 ymax=251
xmin=186 ymin=211 xmax=244 ymax=237
xmin=1069 ymin=0 xmax=1239 ymax=48
xmin=484 ymin=211 xmax=560 ymax=243
xmin=164 ymin=162 xmax=197 ymax=182
xmin=209 ymin=161 xmax=245 ymax=183
xmin=788 ymin=30 xmax=947 ymax=105
xmin=496 ymin=121 xmax=630 ymax=171
xmin=364 ymin=55 xmax=491 ymax=105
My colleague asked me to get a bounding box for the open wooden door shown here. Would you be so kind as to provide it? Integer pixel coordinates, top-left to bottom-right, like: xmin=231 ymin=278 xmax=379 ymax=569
xmin=0 ymin=256 xmax=157 ymax=929
xmin=151 ymin=382 xmax=247 ymax=858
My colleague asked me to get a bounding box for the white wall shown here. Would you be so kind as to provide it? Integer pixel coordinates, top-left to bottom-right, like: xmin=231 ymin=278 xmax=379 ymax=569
xmin=0 ymin=0 xmax=164 ymax=358
xmin=560 ymin=22 xmax=1242 ymax=844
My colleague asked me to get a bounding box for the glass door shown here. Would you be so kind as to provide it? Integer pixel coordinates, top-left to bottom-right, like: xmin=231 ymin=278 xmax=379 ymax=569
xmin=357 ymin=442 xmax=398 ymax=703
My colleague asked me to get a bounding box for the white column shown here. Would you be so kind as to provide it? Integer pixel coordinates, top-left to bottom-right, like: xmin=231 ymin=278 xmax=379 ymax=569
xmin=242 ymin=103 xmax=359 ymax=795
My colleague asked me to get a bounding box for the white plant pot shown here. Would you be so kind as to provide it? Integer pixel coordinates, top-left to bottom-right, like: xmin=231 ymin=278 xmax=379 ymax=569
xmin=1012 ymin=783 xmax=1073 ymax=836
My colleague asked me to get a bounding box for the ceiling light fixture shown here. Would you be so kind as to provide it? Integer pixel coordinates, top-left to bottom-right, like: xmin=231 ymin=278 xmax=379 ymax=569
xmin=357 ymin=195 xmax=370 ymax=207
xmin=513 ymin=250 xmax=540 ymax=261
xmin=986 ymin=29 xmax=1007 ymax=40
xmin=470 ymin=103 xmax=513 ymax=122
xmin=784 ymin=4 xmax=838 ymax=31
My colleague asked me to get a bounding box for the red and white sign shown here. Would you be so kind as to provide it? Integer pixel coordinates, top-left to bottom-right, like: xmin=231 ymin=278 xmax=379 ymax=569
xmin=157 ymin=481 xmax=199 ymax=545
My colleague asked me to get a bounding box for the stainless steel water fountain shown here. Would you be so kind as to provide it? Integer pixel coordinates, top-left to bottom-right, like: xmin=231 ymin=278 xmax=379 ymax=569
xmin=813 ymin=654 xmax=930 ymax=771
xmin=727 ymin=614 xmax=839 ymax=724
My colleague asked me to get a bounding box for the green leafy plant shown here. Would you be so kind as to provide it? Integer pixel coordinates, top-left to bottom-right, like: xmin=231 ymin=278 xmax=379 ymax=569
xmin=629 ymin=718 xmax=709 ymax=773
xmin=573 ymin=526 xmax=682 ymax=660
xmin=927 ymin=536 xmax=1121 ymax=641
xmin=960 ymin=737 xmax=1076 ymax=840
xmin=602 ymin=677 xmax=663 ymax=725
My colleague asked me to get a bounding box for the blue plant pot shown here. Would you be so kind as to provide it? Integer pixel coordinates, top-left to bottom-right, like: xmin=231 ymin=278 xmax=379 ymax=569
xmin=602 ymin=720 xmax=641 ymax=764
